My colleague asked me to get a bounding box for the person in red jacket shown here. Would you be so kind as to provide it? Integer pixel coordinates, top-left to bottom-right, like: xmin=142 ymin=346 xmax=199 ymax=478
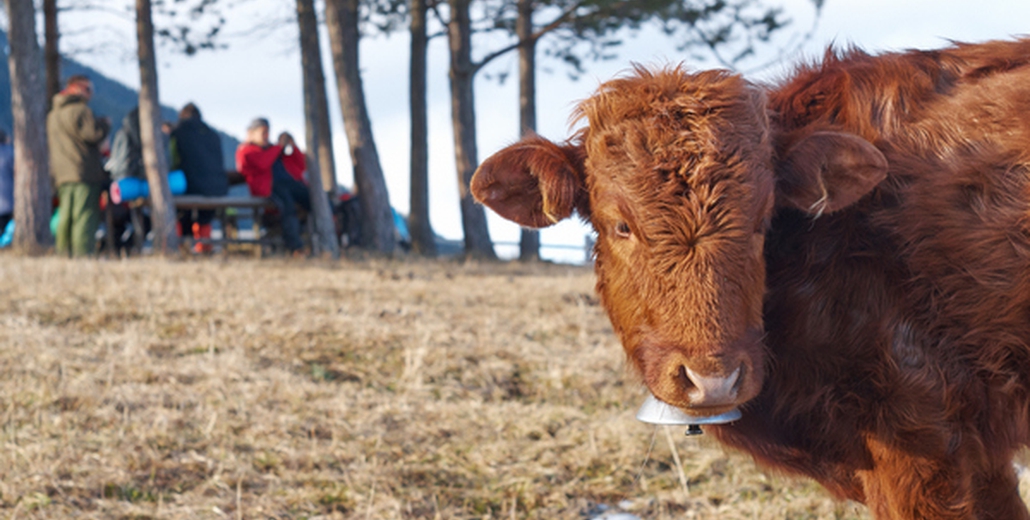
xmin=235 ymin=118 xmax=311 ymax=253
xmin=277 ymin=131 xmax=307 ymax=183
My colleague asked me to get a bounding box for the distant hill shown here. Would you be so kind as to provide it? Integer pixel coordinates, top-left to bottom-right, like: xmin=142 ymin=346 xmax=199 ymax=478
xmin=0 ymin=31 xmax=240 ymax=170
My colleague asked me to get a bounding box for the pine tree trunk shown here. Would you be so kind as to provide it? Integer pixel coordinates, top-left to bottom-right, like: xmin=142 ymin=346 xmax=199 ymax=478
xmin=6 ymin=0 xmax=52 ymax=255
xmin=516 ymin=0 xmax=540 ymax=262
xmin=324 ymin=0 xmax=395 ymax=255
xmin=43 ymin=0 xmax=59 ymax=113
xmin=408 ymin=0 xmax=436 ymax=256
xmin=296 ymin=0 xmax=341 ymax=258
xmin=448 ymin=0 xmax=496 ymax=260
xmin=136 ymin=0 xmax=178 ymax=256
xmin=298 ymin=0 xmax=338 ymax=201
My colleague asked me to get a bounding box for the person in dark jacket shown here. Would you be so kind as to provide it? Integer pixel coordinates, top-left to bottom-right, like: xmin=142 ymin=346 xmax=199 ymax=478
xmin=170 ymin=103 xmax=227 ymax=253
xmin=48 ymin=74 xmax=111 ymax=257
xmin=0 ymin=129 xmax=13 ymax=234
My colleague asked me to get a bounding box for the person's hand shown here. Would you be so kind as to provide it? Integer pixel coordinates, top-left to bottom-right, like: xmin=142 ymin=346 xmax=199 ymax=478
xmin=277 ymin=132 xmax=294 ymax=148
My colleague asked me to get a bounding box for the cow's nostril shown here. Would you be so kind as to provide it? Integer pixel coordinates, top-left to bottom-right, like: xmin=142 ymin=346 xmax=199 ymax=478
xmin=681 ymin=365 xmax=742 ymax=407
xmin=733 ymin=363 xmax=746 ymax=394
xmin=677 ymin=364 xmax=697 ymax=392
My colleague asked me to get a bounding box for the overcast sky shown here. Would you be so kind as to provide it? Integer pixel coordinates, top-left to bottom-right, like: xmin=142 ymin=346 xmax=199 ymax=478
xmin=56 ymin=0 xmax=1030 ymax=262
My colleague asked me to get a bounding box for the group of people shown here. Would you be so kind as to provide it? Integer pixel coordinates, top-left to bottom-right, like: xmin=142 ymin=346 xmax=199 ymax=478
xmin=44 ymin=74 xmax=314 ymax=257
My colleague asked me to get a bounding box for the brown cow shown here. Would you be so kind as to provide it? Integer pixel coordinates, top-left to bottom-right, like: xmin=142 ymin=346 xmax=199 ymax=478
xmin=471 ymin=39 xmax=1030 ymax=519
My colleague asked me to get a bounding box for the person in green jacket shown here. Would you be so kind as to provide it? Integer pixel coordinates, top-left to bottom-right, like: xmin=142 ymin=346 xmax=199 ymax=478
xmin=48 ymin=75 xmax=111 ymax=257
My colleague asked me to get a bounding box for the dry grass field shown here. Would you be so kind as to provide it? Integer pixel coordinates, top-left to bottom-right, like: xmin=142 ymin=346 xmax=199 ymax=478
xmin=0 ymin=255 xmax=1025 ymax=519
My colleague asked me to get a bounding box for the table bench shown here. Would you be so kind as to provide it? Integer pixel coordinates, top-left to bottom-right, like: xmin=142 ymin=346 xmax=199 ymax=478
xmin=173 ymin=195 xmax=279 ymax=257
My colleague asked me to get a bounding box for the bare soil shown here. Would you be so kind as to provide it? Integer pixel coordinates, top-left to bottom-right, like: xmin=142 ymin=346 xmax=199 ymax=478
xmin=0 ymin=255 xmax=1024 ymax=519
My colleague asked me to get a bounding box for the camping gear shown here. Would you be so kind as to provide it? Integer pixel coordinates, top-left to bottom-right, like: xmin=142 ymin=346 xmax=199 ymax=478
xmin=110 ymin=169 xmax=187 ymax=204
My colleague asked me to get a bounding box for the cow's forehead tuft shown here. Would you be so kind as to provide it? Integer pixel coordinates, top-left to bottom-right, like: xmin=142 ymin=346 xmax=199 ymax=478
xmin=574 ymin=66 xmax=750 ymax=132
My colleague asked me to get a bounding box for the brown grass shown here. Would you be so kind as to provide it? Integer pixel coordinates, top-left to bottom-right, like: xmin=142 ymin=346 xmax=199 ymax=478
xmin=0 ymin=255 xmax=1023 ymax=519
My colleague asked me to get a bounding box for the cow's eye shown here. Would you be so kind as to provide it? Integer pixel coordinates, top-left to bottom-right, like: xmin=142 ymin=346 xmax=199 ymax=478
xmin=614 ymin=221 xmax=631 ymax=238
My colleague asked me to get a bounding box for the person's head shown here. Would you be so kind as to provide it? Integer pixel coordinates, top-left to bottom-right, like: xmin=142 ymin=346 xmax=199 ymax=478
xmin=247 ymin=118 xmax=270 ymax=146
xmin=0 ymin=129 xmax=9 ymax=145
xmin=179 ymin=102 xmax=202 ymax=121
xmin=65 ymin=75 xmax=94 ymax=101
xmin=277 ymin=131 xmax=294 ymax=147
xmin=161 ymin=122 xmax=173 ymax=135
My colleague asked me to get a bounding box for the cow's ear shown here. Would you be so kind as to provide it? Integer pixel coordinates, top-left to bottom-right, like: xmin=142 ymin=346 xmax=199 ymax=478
xmin=776 ymin=131 xmax=888 ymax=216
xmin=472 ymin=135 xmax=587 ymax=228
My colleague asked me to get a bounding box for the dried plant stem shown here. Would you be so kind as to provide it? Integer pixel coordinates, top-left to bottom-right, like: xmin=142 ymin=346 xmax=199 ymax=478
xmin=365 ymin=480 xmax=377 ymax=520
xmin=664 ymin=425 xmax=689 ymax=496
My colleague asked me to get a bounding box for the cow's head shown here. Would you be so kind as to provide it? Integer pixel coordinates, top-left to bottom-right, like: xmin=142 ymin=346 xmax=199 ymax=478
xmin=472 ymin=67 xmax=887 ymax=417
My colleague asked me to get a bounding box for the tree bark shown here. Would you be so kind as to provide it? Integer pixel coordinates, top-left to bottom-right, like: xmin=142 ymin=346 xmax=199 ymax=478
xmin=43 ymin=0 xmax=59 ymax=113
xmin=516 ymin=0 xmax=540 ymax=262
xmin=136 ymin=0 xmax=178 ymax=256
xmin=324 ymin=0 xmax=395 ymax=255
xmin=296 ymin=0 xmax=341 ymax=259
xmin=296 ymin=0 xmax=339 ymax=200
xmin=313 ymin=80 xmax=338 ymax=199
xmin=408 ymin=0 xmax=436 ymax=256
xmin=447 ymin=0 xmax=496 ymax=260
xmin=6 ymin=0 xmax=52 ymax=255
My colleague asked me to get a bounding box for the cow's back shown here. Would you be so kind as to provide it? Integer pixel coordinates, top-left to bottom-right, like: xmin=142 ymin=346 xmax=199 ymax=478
xmin=714 ymin=39 xmax=1030 ymax=501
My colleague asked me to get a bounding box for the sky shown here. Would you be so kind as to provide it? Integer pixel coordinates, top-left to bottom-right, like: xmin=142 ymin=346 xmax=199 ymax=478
xmin=51 ymin=0 xmax=1030 ymax=262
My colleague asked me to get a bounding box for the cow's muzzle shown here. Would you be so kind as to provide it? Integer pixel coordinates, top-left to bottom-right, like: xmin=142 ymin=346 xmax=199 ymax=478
xmin=635 ymin=330 xmax=763 ymax=415
xmin=680 ymin=364 xmax=744 ymax=407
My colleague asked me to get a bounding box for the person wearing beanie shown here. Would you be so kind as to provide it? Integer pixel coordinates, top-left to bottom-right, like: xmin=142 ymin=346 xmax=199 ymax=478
xmin=47 ymin=74 xmax=111 ymax=257
xmin=170 ymin=102 xmax=228 ymax=253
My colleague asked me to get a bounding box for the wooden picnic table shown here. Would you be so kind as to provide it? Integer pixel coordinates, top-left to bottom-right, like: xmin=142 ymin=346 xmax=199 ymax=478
xmin=173 ymin=195 xmax=277 ymax=257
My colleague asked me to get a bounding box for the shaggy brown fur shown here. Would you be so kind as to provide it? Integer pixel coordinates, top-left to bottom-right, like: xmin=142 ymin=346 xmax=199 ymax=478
xmin=471 ymin=39 xmax=1030 ymax=519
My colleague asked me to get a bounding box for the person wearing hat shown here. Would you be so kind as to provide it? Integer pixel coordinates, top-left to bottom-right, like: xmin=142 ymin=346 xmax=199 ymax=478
xmin=235 ymin=117 xmax=311 ymax=254
xmin=48 ymin=74 xmax=111 ymax=257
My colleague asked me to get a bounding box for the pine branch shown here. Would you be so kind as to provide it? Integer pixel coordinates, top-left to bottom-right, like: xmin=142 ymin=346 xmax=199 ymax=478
xmin=471 ymin=0 xmax=589 ymax=75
